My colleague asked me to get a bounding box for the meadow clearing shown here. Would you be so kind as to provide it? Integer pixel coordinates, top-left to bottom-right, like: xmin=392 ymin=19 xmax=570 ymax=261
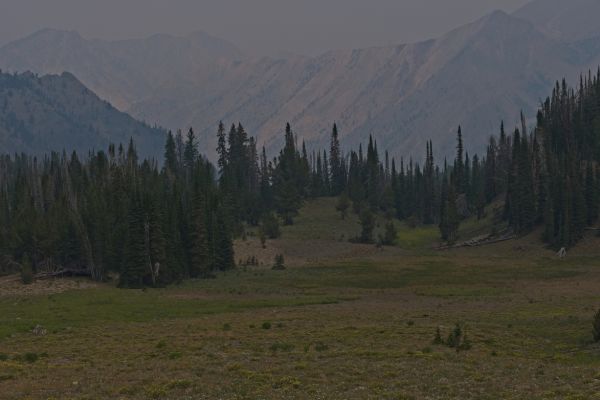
xmin=1 ymin=198 xmax=600 ymax=399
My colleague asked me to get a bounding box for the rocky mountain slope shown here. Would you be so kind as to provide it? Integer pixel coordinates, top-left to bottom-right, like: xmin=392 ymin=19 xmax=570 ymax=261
xmin=0 ymin=71 xmax=165 ymax=158
xmin=0 ymin=29 xmax=244 ymax=112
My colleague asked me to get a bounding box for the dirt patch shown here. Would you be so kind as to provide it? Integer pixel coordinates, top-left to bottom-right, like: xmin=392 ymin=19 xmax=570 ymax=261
xmin=0 ymin=275 xmax=99 ymax=297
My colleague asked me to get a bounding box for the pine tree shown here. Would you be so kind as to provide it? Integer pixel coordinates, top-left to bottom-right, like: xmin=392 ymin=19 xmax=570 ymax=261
xmin=147 ymin=202 xmax=166 ymax=286
xmin=454 ymin=126 xmax=465 ymax=193
xmin=190 ymin=193 xmax=210 ymax=278
xmin=214 ymin=206 xmax=234 ymax=271
xmin=120 ymin=195 xmax=147 ymax=288
xmin=383 ymin=220 xmax=397 ymax=246
xmin=585 ymin=164 xmax=598 ymax=225
xmin=184 ymin=128 xmax=198 ymax=170
xmin=440 ymin=179 xmax=460 ymax=243
xmin=330 ymin=123 xmax=343 ymax=195
xmin=336 ymin=192 xmax=350 ymax=220
xmin=164 ymin=131 xmax=178 ymax=174
xmin=273 ymin=123 xmax=303 ymax=225
xmin=216 ymin=121 xmax=227 ymax=182
xmin=359 ymin=208 xmax=375 ymax=244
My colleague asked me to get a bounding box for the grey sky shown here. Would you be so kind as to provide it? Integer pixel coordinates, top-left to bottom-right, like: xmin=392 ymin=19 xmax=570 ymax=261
xmin=1 ymin=0 xmax=532 ymax=55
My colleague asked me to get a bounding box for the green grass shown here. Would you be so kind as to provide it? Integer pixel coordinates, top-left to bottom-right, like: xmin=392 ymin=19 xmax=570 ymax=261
xmin=282 ymin=198 xmax=362 ymax=241
xmin=2 ymin=198 xmax=600 ymax=399
xmin=396 ymin=224 xmax=440 ymax=249
xmin=0 ymin=287 xmax=343 ymax=339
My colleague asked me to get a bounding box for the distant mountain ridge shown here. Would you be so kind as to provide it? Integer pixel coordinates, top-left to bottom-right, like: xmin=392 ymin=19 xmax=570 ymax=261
xmin=0 ymin=29 xmax=244 ymax=111
xmin=0 ymin=71 xmax=166 ymax=158
xmin=514 ymin=0 xmax=600 ymax=42
xmin=2 ymin=1 xmax=600 ymax=160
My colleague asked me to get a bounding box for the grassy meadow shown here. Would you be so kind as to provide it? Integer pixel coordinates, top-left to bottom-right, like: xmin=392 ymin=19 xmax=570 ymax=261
xmin=1 ymin=198 xmax=600 ymax=399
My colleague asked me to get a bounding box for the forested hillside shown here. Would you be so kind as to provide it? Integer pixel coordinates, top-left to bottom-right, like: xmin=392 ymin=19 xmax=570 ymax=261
xmin=0 ymin=71 xmax=166 ymax=158
xmin=1 ymin=70 xmax=599 ymax=285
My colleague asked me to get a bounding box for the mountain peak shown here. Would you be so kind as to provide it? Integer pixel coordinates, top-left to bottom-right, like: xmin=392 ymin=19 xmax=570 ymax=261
xmin=460 ymin=8 xmax=538 ymax=41
xmin=184 ymin=30 xmax=245 ymax=58
xmin=477 ymin=9 xmax=526 ymax=29
xmin=486 ymin=9 xmax=510 ymax=21
xmin=29 ymin=28 xmax=83 ymax=42
xmin=186 ymin=30 xmax=211 ymax=40
xmin=514 ymin=0 xmax=600 ymax=42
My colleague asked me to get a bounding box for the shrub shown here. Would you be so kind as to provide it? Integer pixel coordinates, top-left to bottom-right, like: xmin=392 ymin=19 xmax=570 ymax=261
xmin=165 ymin=379 xmax=192 ymax=390
xmin=261 ymin=213 xmax=281 ymax=239
xmin=269 ymin=342 xmax=294 ymax=352
xmin=406 ymin=216 xmax=419 ymax=229
xmin=358 ymin=209 xmax=375 ymax=243
xmin=446 ymin=324 xmax=462 ymax=348
xmin=433 ymin=324 xmax=471 ymax=351
xmin=145 ymin=386 xmax=167 ymax=400
xmin=223 ymin=323 xmax=232 ymax=331
xmin=259 ymin=229 xmax=267 ymax=249
xmin=24 ymin=353 xmax=39 ymax=363
xmin=382 ymin=221 xmax=398 ymax=246
xmin=262 ymin=321 xmax=272 ymax=330
xmin=446 ymin=323 xmax=471 ymax=352
xmin=336 ymin=192 xmax=350 ymax=220
xmin=20 ymin=255 xmax=33 ymax=285
xmin=432 ymin=327 xmax=444 ymax=345
xmin=272 ymin=254 xmax=286 ymax=270
xmin=593 ymin=309 xmax=600 ymax=342
xmin=314 ymin=342 xmax=329 ymax=352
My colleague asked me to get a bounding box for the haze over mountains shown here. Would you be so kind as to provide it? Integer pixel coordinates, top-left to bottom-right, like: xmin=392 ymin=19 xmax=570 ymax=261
xmin=1 ymin=0 xmax=600 ymax=160
xmin=514 ymin=0 xmax=600 ymax=42
xmin=0 ymin=71 xmax=165 ymax=158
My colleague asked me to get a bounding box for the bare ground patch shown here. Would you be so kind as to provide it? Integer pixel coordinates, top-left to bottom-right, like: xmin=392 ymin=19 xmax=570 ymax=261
xmin=0 ymin=275 xmax=98 ymax=297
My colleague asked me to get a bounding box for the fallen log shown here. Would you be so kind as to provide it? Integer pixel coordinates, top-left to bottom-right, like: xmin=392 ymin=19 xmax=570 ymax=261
xmin=437 ymin=233 xmax=516 ymax=250
xmin=34 ymin=269 xmax=92 ymax=280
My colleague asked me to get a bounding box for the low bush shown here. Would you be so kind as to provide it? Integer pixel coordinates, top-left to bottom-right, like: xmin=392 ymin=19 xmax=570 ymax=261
xmin=446 ymin=323 xmax=471 ymax=352
xmin=261 ymin=213 xmax=281 ymax=239
xmin=272 ymin=254 xmax=286 ymax=270
xmin=20 ymin=255 xmax=33 ymax=285
xmin=432 ymin=327 xmax=444 ymax=345
xmin=593 ymin=309 xmax=600 ymax=342
xmin=433 ymin=324 xmax=471 ymax=352
xmin=314 ymin=342 xmax=328 ymax=352
xmin=269 ymin=342 xmax=294 ymax=352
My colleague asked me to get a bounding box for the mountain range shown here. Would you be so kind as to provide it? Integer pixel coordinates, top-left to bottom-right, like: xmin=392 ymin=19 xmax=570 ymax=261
xmin=1 ymin=0 xmax=600 ymax=160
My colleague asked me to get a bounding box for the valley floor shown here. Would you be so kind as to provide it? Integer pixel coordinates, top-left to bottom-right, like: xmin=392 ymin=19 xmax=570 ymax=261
xmin=1 ymin=199 xmax=600 ymax=399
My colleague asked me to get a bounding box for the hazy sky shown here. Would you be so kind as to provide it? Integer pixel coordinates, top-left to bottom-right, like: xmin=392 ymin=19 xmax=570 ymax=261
xmin=1 ymin=0 xmax=532 ymax=55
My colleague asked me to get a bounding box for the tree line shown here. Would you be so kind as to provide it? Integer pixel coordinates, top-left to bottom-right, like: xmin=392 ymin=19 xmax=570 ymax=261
xmin=1 ymin=71 xmax=599 ymax=286
xmin=0 ymin=134 xmax=234 ymax=287
xmin=210 ymin=74 xmax=600 ymax=248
